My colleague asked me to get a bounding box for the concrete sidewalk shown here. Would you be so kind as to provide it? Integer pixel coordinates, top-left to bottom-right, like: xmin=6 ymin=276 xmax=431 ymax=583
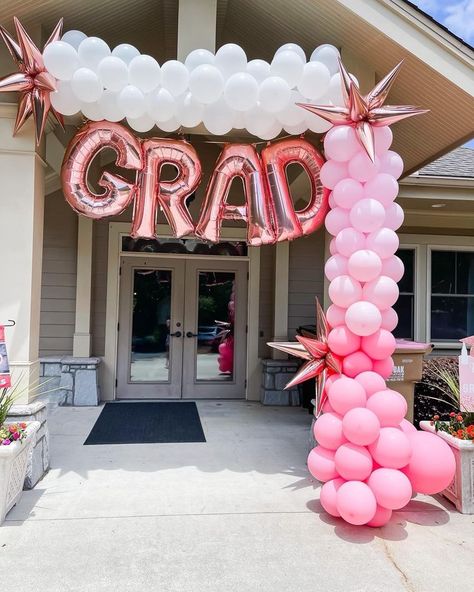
xmin=1 ymin=401 xmax=472 ymax=592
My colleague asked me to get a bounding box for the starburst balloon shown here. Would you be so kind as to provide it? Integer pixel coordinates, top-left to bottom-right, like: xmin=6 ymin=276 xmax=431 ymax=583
xmin=268 ymin=299 xmax=341 ymax=414
xmin=298 ymin=59 xmax=428 ymax=162
xmin=0 ymin=17 xmax=64 ymax=144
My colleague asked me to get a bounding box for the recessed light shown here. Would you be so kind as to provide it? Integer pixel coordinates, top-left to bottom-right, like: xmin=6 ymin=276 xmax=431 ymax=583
xmin=431 ymin=203 xmax=446 ymax=208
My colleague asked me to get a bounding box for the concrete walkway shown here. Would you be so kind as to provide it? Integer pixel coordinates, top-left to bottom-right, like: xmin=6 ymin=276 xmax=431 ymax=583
xmin=1 ymin=401 xmax=472 ymax=591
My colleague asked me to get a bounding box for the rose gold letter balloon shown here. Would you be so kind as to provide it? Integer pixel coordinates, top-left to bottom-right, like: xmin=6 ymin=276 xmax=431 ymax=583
xmin=261 ymin=138 xmax=329 ymax=241
xmin=61 ymin=121 xmax=142 ymax=219
xmin=132 ymin=139 xmax=202 ymax=239
xmin=195 ymin=144 xmax=275 ymax=245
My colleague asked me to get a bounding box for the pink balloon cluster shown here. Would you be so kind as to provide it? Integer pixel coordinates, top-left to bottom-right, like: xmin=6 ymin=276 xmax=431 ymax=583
xmin=218 ymin=285 xmax=236 ymax=374
xmin=308 ymin=125 xmax=456 ymax=527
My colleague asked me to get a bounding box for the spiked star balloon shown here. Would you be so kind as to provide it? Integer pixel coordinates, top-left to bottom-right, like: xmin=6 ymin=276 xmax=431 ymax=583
xmin=0 ymin=17 xmax=64 ymax=144
xmin=298 ymin=59 xmax=428 ymax=162
xmin=268 ymin=299 xmax=341 ymax=414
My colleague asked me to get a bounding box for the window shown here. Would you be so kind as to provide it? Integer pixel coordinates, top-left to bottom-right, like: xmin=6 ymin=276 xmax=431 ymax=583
xmin=122 ymin=236 xmax=248 ymax=256
xmin=393 ymin=249 xmax=415 ymax=340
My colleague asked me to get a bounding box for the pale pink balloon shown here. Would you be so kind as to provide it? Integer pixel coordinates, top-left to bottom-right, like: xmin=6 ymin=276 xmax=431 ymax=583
xmin=347 ymin=249 xmax=382 ymax=282
xmin=329 ymin=237 xmax=337 ymax=255
xmin=324 ymin=125 xmax=360 ymax=162
xmin=384 ymin=202 xmax=404 ymax=231
xmin=335 ymin=443 xmax=373 ymax=481
xmin=307 ymin=446 xmax=339 ymax=483
xmin=365 ymin=228 xmax=400 ymax=259
xmin=363 ymin=275 xmax=399 ymax=310
xmin=379 ymin=150 xmax=403 ymax=179
xmin=367 ymin=468 xmax=412 ymax=510
xmin=364 ymin=173 xmax=399 ymax=206
xmin=381 ymin=308 xmax=398 ymax=332
xmin=336 ymin=481 xmax=377 ymax=525
xmin=361 ymin=329 xmax=397 ymax=360
xmin=320 ymin=160 xmax=349 ymax=189
xmin=324 ymin=374 xmax=339 ymax=393
xmin=348 ymin=151 xmax=379 ymax=182
xmin=342 ymin=407 xmax=381 ymax=446
xmin=313 ymin=411 xmax=347 ymax=450
xmin=381 ymin=255 xmax=404 ymax=282
xmin=332 ymin=178 xmax=364 ymax=209
xmin=349 ymin=198 xmax=386 ymax=233
xmin=366 ymin=389 xmax=408 ymax=426
xmin=366 ymin=504 xmax=393 ymax=527
xmin=328 ymin=191 xmax=337 ymax=208
xmin=345 ymin=301 xmax=382 ymax=337
xmin=324 ymin=254 xmax=348 ymax=281
xmin=402 ymin=431 xmax=456 ymax=494
xmin=329 ymin=275 xmax=363 ymax=308
xmin=373 ymin=126 xmax=393 ymax=153
xmin=327 ymin=326 xmax=361 ymax=357
xmin=369 ymin=427 xmax=412 ymax=469
xmin=327 ymin=376 xmax=366 ymax=415
xmin=321 ymin=398 xmax=335 ymax=414
xmin=372 ymin=357 xmax=394 ymax=379
xmin=399 ymin=418 xmax=417 ymax=435
xmin=326 ymin=304 xmax=346 ymax=328
xmin=335 ymin=228 xmax=365 ymax=258
xmin=320 ymin=477 xmax=346 ymax=517
xmin=325 ymin=207 xmax=350 ymax=236
xmin=355 ymin=371 xmax=386 ymax=397
xmin=342 ymin=351 xmax=373 ymax=377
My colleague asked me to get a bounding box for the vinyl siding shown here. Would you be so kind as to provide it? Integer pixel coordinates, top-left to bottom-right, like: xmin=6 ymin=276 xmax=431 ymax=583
xmin=258 ymin=244 xmax=276 ymax=358
xmin=91 ymin=220 xmax=109 ymax=357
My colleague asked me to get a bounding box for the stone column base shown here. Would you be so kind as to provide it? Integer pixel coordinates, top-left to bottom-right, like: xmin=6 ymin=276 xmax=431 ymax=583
xmin=40 ymin=356 xmax=101 ymax=406
xmin=260 ymin=359 xmax=300 ymax=405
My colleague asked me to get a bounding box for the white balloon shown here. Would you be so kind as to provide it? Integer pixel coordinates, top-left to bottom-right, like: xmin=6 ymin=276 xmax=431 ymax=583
xmin=78 ymin=37 xmax=110 ymax=70
xmin=203 ymin=97 xmax=235 ymax=135
xmin=276 ymin=91 xmax=306 ymax=126
xmin=185 ymin=49 xmax=215 ymax=71
xmin=127 ymin=114 xmax=155 ymax=132
xmin=50 ymin=80 xmax=81 ymax=115
xmin=99 ymin=90 xmax=124 ymax=122
xmin=304 ymin=107 xmax=332 ymax=133
xmin=175 ymin=92 xmax=204 ymax=127
xmin=147 ymin=88 xmax=175 ymax=121
xmin=328 ymin=73 xmax=345 ymax=106
xmin=129 ymin=55 xmax=161 ymax=93
xmin=274 ymin=43 xmax=306 ymax=62
xmin=258 ymin=76 xmax=291 ymax=113
xmin=297 ymin=61 xmax=330 ymax=100
xmin=112 ymin=44 xmax=140 ymax=65
xmin=233 ymin=111 xmax=246 ymax=129
xmin=43 ymin=41 xmax=79 ymax=81
xmin=61 ymin=30 xmax=87 ymax=50
xmin=80 ymin=101 xmax=103 ymax=121
xmin=157 ymin=116 xmax=180 ymax=132
xmin=270 ymin=50 xmax=304 ymax=88
xmin=283 ymin=120 xmax=308 ymax=135
xmin=161 ymin=60 xmax=189 ymax=97
xmin=310 ymin=44 xmax=340 ymax=74
xmin=98 ymin=56 xmax=129 ymax=92
xmin=215 ymin=43 xmax=247 ymax=78
xmin=244 ymin=104 xmax=276 ymax=137
xmin=259 ymin=121 xmax=282 ymax=140
xmin=71 ymin=68 xmax=102 ymax=102
xmin=189 ymin=64 xmax=224 ymax=104
xmin=117 ymin=85 xmax=146 ymax=118
xmin=247 ymin=60 xmax=270 ymax=84
xmin=224 ymin=72 xmax=258 ymax=111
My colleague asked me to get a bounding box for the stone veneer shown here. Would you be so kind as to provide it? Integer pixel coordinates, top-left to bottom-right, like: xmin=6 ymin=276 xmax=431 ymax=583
xmin=260 ymin=359 xmax=301 ymax=405
xmin=40 ymin=356 xmax=101 ymax=406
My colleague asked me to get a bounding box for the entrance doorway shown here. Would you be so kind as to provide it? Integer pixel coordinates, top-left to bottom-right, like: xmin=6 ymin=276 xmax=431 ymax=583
xmin=116 ymin=256 xmax=248 ymax=399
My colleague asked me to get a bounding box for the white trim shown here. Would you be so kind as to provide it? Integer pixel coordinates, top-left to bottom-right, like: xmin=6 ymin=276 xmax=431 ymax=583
xmin=272 ymin=241 xmax=289 ymax=359
xmin=73 ymin=217 xmax=93 ymax=357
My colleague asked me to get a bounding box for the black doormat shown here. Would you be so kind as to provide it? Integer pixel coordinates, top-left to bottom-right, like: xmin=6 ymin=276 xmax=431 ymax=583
xmin=84 ymin=402 xmax=206 ymax=445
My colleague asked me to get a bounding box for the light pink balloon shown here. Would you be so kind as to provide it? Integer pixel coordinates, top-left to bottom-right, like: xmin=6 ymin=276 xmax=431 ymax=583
xmin=348 ymin=151 xmax=379 ymax=182
xmin=320 ymin=477 xmax=346 ymax=517
xmin=327 ymin=326 xmax=361 ymax=357
xmin=347 ymin=249 xmax=382 ymax=282
xmin=329 ymin=275 xmax=363 ymax=308
xmin=402 ymin=431 xmax=456 ymax=494
xmin=384 ymin=202 xmax=404 ymax=231
xmin=399 ymin=418 xmax=417 ymax=435
xmin=366 ymin=389 xmax=408 ymax=426
xmin=321 ymin=398 xmax=335 ymax=414
xmin=365 ymin=228 xmax=400 ymax=259
xmin=366 ymin=504 xmax=393 ymax=527
xmin=329 ymin=237 xmax=337 ymax=255
xmin=328 ymin=191 xmax=337 ymax=208
xmin=320 ymin=160 xmax=349 ymax=189
xmin=326 ymin=304 xmax=346 ymax=328
xmin=367 ymin=468 xmax=412 ymax=510
xmin=336 ymin=481 xmax=377 ymax=525
xmin=313 ymin=412 xmax=347 ymax=450
xmin=372 ymin=357 xmax=394 ymax=379
xmin=335 ymin=443 xmax=373 ymax=481
xmin=325 ymin=207 xmax=350 ymax=236
xmin=327 ymin=376 xmax=366 ymax=415
xmin=381 ymin=308 xmax=398 ymax=332
xmin=361 ymin=329 xmax=397 ymax=360
xmin=345 ymin=301 xmax=382 ymax=337
xmin=350 ymin=198 xmax=386 ymax=233
xmin=324 ymin=254 xmax=348 ymax=281
xmin=381 ymin=255 xmax=404 ymax=282
xmin=307 ymin=446 xmax=339 ymax=483
xmin=324 ymin=125 xmax=360 ymax=162
xmin=373 ymin=126 xmax=393 ymax=153
xmin=363 ymin=275 xmax=399 ymax=310
xmin=355 ymin=371 xmax=386 ymax=397
xmin=332 ymin=178 xmax=364 ymax=209
xmin=364 ymin=173 xmax=399 ymax=206
xmin=342 ymin=351 xmax=373 ymax=377
xmin=342 ymin=407 xmax=381 ymax=446
xmin=369 ymin=427 xmax=412 ymax=469
xmin=335 ymin=228 xmax=365 ymax=258
xmin=379 ymin=150 xmax=403 ymax=179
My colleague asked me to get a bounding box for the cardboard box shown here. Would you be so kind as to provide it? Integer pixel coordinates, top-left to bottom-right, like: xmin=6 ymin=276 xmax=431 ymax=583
xmin=388 ymin=381 xmax=415 ymax=423
xmin=389 ymin=342 xmax=433 ymax=383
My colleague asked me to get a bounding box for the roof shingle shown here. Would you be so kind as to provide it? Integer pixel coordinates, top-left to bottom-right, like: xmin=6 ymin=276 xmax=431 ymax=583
xmin=417 ymin=147 xmax=474 ymax=178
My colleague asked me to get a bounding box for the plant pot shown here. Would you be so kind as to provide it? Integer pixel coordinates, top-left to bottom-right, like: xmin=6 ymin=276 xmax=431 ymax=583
xmin=420 ymin=420 xmax=474 ymax=514
xmin=0 ymin=421 xmax=40 ymax=525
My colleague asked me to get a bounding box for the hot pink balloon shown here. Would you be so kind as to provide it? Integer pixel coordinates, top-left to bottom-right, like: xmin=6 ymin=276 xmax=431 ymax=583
xmin=363 ymin=276 xmax=399 ymax=310
xmin=345 ymin=301 xmax=382 ymax=337
xmin=342 ymin=351 xmax=373 ymax=377
xmin=324 ymin=125 xmax=360 ymax=162
xmin=329 ymin=275 xmax=362 ymax=308
xmin=381 ymin=255 xmax=404 ymax=282
xmin=325 ymin=207 xmax=350 ymax=236
xmin=336 ymin=481 xmax=377 ymax=525
xmin=320 ymin=477 xmax=346 ymax=517
xmin=332 ymin=178 xmax=364 ymax=209
xmin=364 ymin=173 xmax=399 ymax=206
xmin=361 ymin=329 xmax=397 ymax=360
xmin=335 ymin=228 xmax=365 ymax=258
xmin=367 ymin=468 xmax=412 ymax=510
xmin=373 ymin=126 xmax=393 ymax=153
xmin=355 ymin=371 xmax=387 ymax=397
xmin=369 ymin=427 xmax=412 ymax=469
xmin=367 ymin=504 xmax=393 ymax=528
xmin=384 ymin=202 xmax=404 ymax=231
xmin=379 ymin=150 xmax=404 ymax=179
xmin=347 ymin=249 xmax=382 ymax=283
xmin=326 ymin=304 xmax=346 ymax=328
xmin=372 ymin=357 xmax=394 ymax=379
xmin=348 ymin=151 xmax=379 ymax=182
xmin=399 ymin=418 xmax=417 ymax=435
xmin=327 ymin=326 xmax=361 ymax=357
xmin=307 ymin=446 xmax=339 ymax=483
xmin=321 ymin=398 xmax=335 ymax=414
xmin=335 ymin=443 xmax=373 ymax=481
xmin=327 ymin=376 xmax=366 ymax=415
xmin=381 ymin=308 xmax=398 ymax=332
xmin=324 ymin=254 xmax=348 ymax=281
xmin=366 ymin=389 xmax=407 ymax=427
xmin=320 ymin=160 xmax=349 ymax=189
xmin=313 ymin=412 xmax=347 ymax=451
xmin=342 ymin=407 xmax=381 ymax=446
xmin=349 ymin=199 xmax=386 ymax=233
xmin=365 ymin=228 xmax=400 ymax=259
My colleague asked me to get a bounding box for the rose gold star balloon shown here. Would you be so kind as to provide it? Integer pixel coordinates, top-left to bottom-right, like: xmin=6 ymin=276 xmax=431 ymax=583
xmin=298 ymin=59 xmax=428 ymax=162
xmin=0 ymin=17 xmax=64 ymax=144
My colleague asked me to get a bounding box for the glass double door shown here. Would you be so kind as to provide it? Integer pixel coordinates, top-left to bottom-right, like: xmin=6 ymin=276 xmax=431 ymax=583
xmin=117 ymin=256 xmax=248 ymax=399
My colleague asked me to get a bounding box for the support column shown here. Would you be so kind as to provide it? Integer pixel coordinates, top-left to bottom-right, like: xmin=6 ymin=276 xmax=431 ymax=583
xmin=0 ymin=105 xmax=46 ymax=402
xmin=73 ymin=217 xmax=93 ymax=356
xmin=272 ymin=242 xmax=290 ymax=359
xmin=177 ymin=0 xmax=217 ymax=60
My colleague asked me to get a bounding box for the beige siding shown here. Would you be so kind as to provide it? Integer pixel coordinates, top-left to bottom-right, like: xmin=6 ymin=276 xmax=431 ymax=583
xmin=258 ymin=244 xmax=276 ymax=358
xmin=91 ymin=220 xmax=109 ymax=357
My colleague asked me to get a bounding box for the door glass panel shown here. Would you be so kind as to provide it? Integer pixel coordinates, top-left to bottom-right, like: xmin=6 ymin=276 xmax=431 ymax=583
xmin=196 ymin=271 xmax=236 ymax=382
xmin=130 ymin=269 xmax=172 ymax=382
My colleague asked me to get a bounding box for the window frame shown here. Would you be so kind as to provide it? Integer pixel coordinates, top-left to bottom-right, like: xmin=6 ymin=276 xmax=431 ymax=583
xmin=393 ymin=246 xmax=417 ymax=340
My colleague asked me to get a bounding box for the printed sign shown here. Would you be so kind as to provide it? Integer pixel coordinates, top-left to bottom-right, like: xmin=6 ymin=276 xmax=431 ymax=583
xmin=459 ymin=344 xmax=474 ymax=412
xmin=0 ymin=326 xmax=11 ymax=389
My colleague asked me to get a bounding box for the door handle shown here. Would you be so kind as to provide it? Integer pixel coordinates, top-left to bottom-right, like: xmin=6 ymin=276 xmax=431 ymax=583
xmin=169 ymin=331 xmax=182 ymax=338
xmin=186 ymin=331 xmax=198 ymax=338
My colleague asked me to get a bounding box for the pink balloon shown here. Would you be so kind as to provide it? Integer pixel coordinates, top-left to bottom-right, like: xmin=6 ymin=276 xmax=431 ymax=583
xmin=325 ymin=207 xmax=350 ymax=236
xmin=361 ymin=329 xmax=397 ymax=360
xmin=328 ymin=192 xmax=337 ymax=209
xmin=329 ymin=237 xmax=337 ymax=255
xmin=327 ymin=326 xmax=361 ymax=357
xmin=327 ymin=376 xmax=366 ymax=415
xmin=335 ymin=228 xmax=365 ymax=258
xmin=342 ymin=407 xmax=380 ymax=446
xmin=372 ymin=357 xmax=394 ymax=379
xmin=307 ymin=446 xmax=339 ymax=483
xmin=366 ymin=504 xmax=393 ymax=527
xmin=320 ymin=160 xmax=349 ymax=189
xmin=381 ymin=255 xmax=404 ymax=282
xmin=384 ymin=202 xmax=404 ymax=231
xmin=355 ymin=371 xmax=386 ymax=397
xmin=329 ymin=275 xmax=362 ymax=308
xmin=324 ymin=125 xmax=360 ymax=162
xmin=402 ymin=431 xmax=456 ymax=494
xmin=347 ymin=249 xmax=382 ymax=283
xmin=373 ymin=126 xmax=393 ymax=153
xmin=363 ymin=276 xmax=399 ymax=310
xmin=399 ymin=418 xmax=417 ymax=435
xmin=332 ymin=178 xmax=364 ymax=209
xmin=324 ymin=254 xmax=348 ymax=281
xmin=367 ymin=468 xmax=412 ymax=510
xmin=321 ymin=398 xmax=335 ymax=414
xmin=364 ymin=173 xmax=399 ymax=206
xmin=380 ymin=308 xmax=398 ymax=332
xmin=342 ymin=351 xmax=373 ymax=377
xmin=349 ymin=199 xmax=386 ymax=233
xmin=320 ymin=477 xmax=346 ymax=517
xmin=379 ymin=150 xmax=403 ymax=179
xmin=366 ymin=389 xmax=408 ymax=427
xmin=365 ymin=228 xmax=399 ymax=259
xmin=336 ymin=481 xmax=377 ymax=525
xmin=345 ymin=302 xmax=382 ymax=337
xmin=335 ymin=443 xmax=373 ymax=481
xmin=313 ymin=412 xmax=347 ymax=450
xmin=369 ymin=427 xmax=412 ymax=469
xmin=326 ymin=304 xmax=346 ymax=328
xmin=348 ymin=151 xmax=379 ymax=182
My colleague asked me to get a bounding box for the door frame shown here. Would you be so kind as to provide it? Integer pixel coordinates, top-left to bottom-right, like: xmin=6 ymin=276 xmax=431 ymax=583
xmin=103 ymin=223 xmax=261 ymax=401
